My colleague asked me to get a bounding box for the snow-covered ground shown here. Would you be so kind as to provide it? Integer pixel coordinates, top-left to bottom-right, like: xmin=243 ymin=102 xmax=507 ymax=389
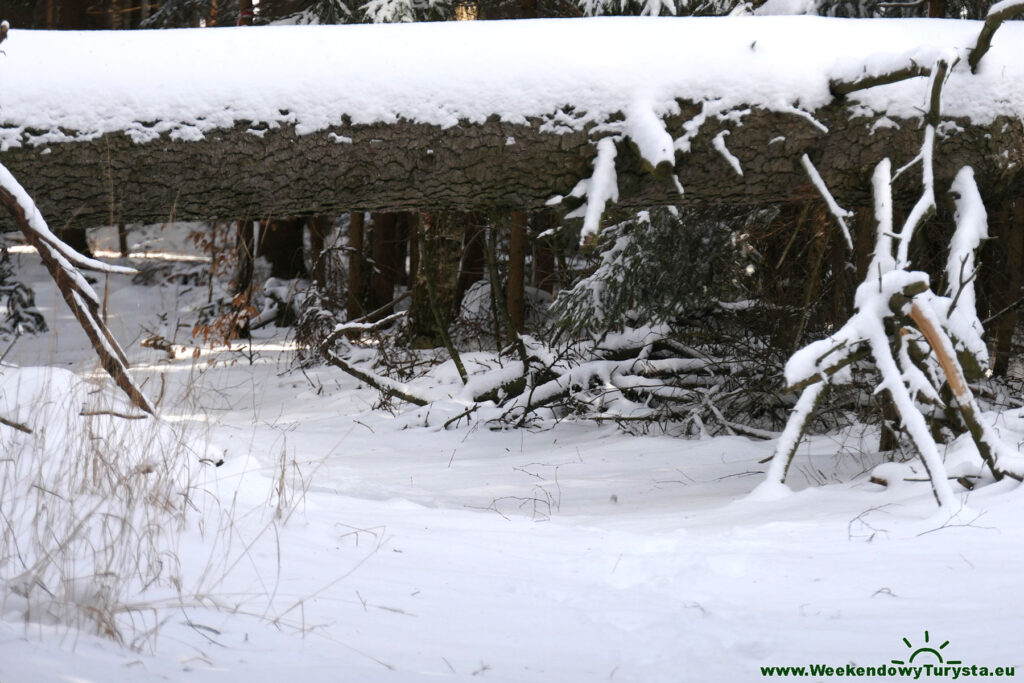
xmin=1 ymin=226 xmax=1023 ymax=682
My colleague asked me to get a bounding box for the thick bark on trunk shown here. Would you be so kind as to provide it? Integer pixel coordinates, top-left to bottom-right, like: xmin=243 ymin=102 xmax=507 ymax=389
xmin=4 ymin=107 xmax=1022 ymax=230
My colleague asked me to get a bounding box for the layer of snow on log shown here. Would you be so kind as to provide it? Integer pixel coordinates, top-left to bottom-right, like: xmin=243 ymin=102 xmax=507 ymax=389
xmin=2 ymin=17 xmax=1024 ymax=149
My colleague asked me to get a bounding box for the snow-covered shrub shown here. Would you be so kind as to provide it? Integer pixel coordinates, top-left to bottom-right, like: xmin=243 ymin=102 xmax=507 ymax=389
xmin=258 ymin=0 xmax=451 ymax=23
xmin=142 ymin=0 xmax=241 ymax=27
xmin=0 ymin=367 xmax=207 ymax=645
xmin=361 ymin=0 xmax=453 ymax=22
xmin=579 ymin=0 xmax=751 ymax=16
xmin=812 ymin=0 xmax=997 ymax=18
xmin=553 ymin=207 xmax=740 ymax=337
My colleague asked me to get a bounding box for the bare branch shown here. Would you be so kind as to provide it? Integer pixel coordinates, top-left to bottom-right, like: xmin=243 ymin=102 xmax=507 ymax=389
xmin=79 ymin=410 xmax=149 ymax=420
xmin=970 ymin=0 xmax=1024 ymax=73
xmin=926 ymin=58 xmax=952 ymax=128
xmin=829 ymin=63 xmax=930 ymax=98
xmin=0 ymin=414 xmax=31 ymax=433
xmin=800 ymin=154 xmax=854 ymax=250
xmin=784 ymin=345 xmax=871 ymax=394
xmin=320 ymin=350 xmax=429 ymax=407
xmin=316 ymin=306 xmax=430 ymax=407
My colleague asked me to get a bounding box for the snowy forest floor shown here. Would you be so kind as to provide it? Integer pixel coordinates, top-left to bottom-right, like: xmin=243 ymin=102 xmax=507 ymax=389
xmin=1 ymin=225 xmax=1023 ymax=682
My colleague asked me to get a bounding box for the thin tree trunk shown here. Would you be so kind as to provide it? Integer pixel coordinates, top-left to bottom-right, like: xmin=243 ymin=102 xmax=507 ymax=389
xmin=531 ymin=211 xmax=558 ymax=295
xmin=416 ymin=214 xmax=468 ymax=381
xmin=232 ymin=220 xmax=255 ymax=295
xmin=117 ymin=221 xmax=128 ymax=257
xmin=853 ymin=206 xmax=874 ymax=282
xmin=408 ymin=214 xmax=419 ymax=297
xmin=484 ymin=224 xmax=505 ymax=350
xmin=486 ymin=222 xmax=530 ymax=365
xmin=507 ymin=210 xmax=527 ymax=333
xmin=791 ymin=213 xmax=829 ymax=353
xmin=347 ymin=211 xmax=365 ymax=321
xmin=993 ymin=198 xmax=1024 ymax=375
xmin=395 ymin=212 xmax=412 ymax=286
xmin=455 ymin=213 xmax=486 ymax=308
xmin=369 ymin=212 xmax=399 ymax=317
xmin=109 ymin=0 xmax=123 ymax=29
xmin=238 ymin=0 xmax=254 ymax=25
xmin=309 ymin=214 xmax=330 ymax=290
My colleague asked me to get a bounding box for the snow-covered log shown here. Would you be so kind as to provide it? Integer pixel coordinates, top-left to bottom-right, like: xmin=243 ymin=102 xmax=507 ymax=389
xmin=1 ymin=17 xmax=1024 ymax=228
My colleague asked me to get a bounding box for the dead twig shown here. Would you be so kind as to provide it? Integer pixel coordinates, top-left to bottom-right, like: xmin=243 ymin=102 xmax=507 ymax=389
xmin=0 ymin=414 xmax=31 ymax=433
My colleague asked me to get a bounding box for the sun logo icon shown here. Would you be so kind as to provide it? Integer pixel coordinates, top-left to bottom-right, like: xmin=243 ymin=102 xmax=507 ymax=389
xmin=891 ymin=631 xmax=962 ymax=666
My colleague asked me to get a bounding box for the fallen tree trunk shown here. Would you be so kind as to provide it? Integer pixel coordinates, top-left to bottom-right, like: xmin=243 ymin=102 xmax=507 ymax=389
xmin=2 ymin=105 xmax=1022 ymax=229
xmin=1 ymin=18 xmax=1023 ymax=228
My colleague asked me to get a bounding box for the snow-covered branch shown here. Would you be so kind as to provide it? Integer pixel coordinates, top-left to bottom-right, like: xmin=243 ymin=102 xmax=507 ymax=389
xmin=969 ymin=0 xmax=1024 ymax=73
xmin=0 ymin=164 xmax=153 ymax=414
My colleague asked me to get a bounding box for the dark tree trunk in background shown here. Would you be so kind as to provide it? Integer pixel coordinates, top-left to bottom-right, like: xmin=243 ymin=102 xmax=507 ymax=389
xmin=507 ymin=211 xmax=527 ymax=332
xmin=60 ymin=227 xmax=93 ymax=258
xmin=347 ymin=212 xmax=365 ymax=321
xmin=258 ymin=218 xmax=308 ymax=280
xmin=395 ymin=212 xmax=412 ymax=287
xmin=117 ymin=221 xmax=129 ymax=257
xmin=369 ymin=212 xmax=400 ymax=316
xmin=238 ymin=0 xmax=254 ymax=25
xmin=309 ymin=214 xmax=330 ymax=289
xmin=409 ymin=212 xmax=463 ymax=348
xmin=531 ymin=210 xmax=558 ymax=295
xmin=986 ymin=198 xmax=1024 ymax=376
xmin=232 ymin=220 xmax=255 ymax=295
xmin=110 ymin=0 xmax=123 ymax=29
xmin=455 ymin=213 xmax=486 ymax=308
xmin=408 ymin=215 xmax=419 ymax=300
xmin=208 ymin=0 xmax=221 ymax=26
xmin=853 ymin=207 xmax=873 ymax=282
